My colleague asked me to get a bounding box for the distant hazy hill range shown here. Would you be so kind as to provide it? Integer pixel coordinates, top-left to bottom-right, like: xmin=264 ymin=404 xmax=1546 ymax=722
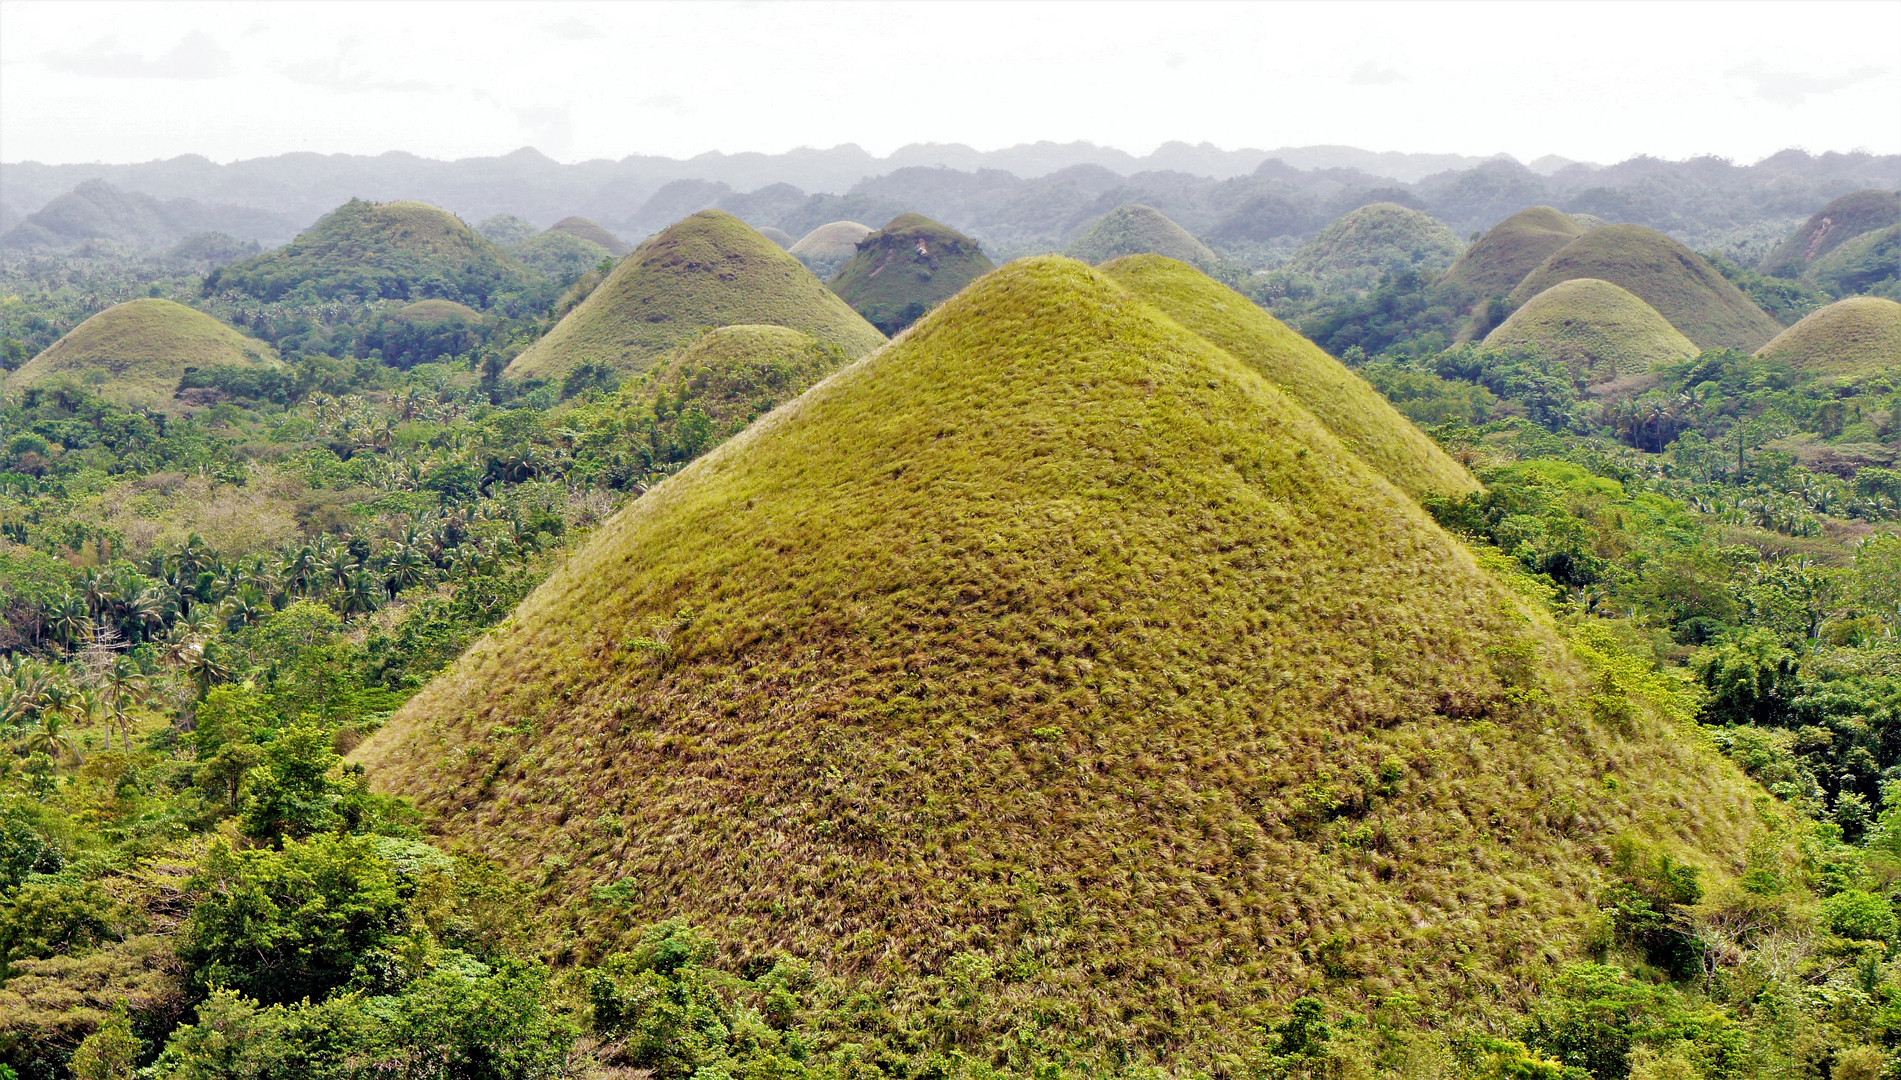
xmin=0 ymin=179 xmax=300 ymax=253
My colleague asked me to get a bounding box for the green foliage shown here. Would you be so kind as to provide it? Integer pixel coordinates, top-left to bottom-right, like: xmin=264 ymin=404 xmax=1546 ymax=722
xmin=0 ymin=876 xmax=128 ymax=969
xmin=1285 ymin=202 xmax=1464 ymax=292
xmin=1066 ymin=205 xmax=1220 ymax=270
xmin=828 ymin=212 xmax=997 ymax=334
xmin=7 ymin=299 xmax=281 ymax=412
xmin=69 ymin=1009 xmax=141 ymax=1080
xmin=1759 ymin=190 xmax=1900 ymax=279
xmin=1695 ymin=631 xmax=1800 ymax=726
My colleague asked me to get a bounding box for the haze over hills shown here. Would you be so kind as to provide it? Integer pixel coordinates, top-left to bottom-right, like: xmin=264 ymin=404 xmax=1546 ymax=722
xmin=1759 ymin=189 xmax=1901 ymax=278
xmin=1066 ymin=204 xmax=1220 ymax=270
xmin=0 ymin=179 xmax=301 ymax=252
xmin=1284 ymin=202 xmax=1464 ymax=288
xmin=6 ymin=297 xmax=279 ymax=409
xmin=358 ymin=256 xmax=1776 ymax=1062
xmin=787 ymin=220 xmax=873 ymax=279
xmin=546 ymin=215 xmax=631 ymax=257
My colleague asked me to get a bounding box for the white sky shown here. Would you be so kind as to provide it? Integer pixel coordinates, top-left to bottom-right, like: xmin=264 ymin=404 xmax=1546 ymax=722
xmin=1 ymin=0 xmax=1897 ymax=166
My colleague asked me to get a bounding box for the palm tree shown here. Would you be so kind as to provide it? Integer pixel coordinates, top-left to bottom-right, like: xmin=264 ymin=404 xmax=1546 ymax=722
xmin=21 ymin=711 xmax=81 ymax=765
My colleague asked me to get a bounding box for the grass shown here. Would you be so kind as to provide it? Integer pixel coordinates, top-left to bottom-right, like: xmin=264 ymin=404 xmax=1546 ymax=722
xmin=208 ymin=200 xmax=535 ymax=307
xmin=1755 ymin=296 xmax=1901 ymax=378
xmin=1285 ymin=202 xmax=1463 ymax=288
xmin=390 ymin=299 xmax=483 ymax=325
xmin=505 ymin=211 xmax=885 ymax=382
xmin=1509 ymin=224 xmax=1784 ymax=352
xmin=1484 ymin=277 xmax=1700 ymax=382
xmin=1759 ymin=189 xmax=1901 ymax=278
xmin=548 ymin=216 xmax=631 ymax=258
xmin=359 ymin=256 xmax=1774 ymax=1065
xmin=1101 ymin=254 xmax=1480 ymax=499
xmin=1808 ymin=224 xmax=1901 ymax=300
xmin=828 ymin=213 xmax=997 ymax=334
xmin=1066 ymin=205 xmax=1219 ymax=270
xmin=1440 ymin=206 xmax=1586 ymax=297
xmin=6 ymin=298 xmax=280 ymax=410
xmin=788 ymin=221 xmax=873 ymax=280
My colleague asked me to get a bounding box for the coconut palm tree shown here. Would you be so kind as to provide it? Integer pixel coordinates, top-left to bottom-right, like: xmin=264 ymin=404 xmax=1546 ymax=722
xmin=21 ymin=710 xmax=81 ymax=765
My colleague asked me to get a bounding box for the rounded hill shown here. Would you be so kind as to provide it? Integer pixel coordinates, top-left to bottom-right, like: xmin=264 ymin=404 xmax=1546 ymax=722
xmin=1808 ymin=224 xmax=1900 ymax=299
xmin=1755 ymin=296 xmax=1901 ymax=379
xmin=360 ymin=256 xmax=1770 ymax=1061
xmin=828 ymin=213 xmax=997 ymax=334
xmin=207 ymin=199 xmax=535 ymax=306
xmin=789 ymin=221 xmax=873 ymax=280
xmin=1066 ymin=204 xmax=1219 ymax=270
xmin=1760 ymin=190 xmax=1900 ymax=278
xmin=627 ymin=325 xmax=848 ymax=436
xmin=757 ymin=226 xmax=795 ymax=249
xmin=1101 ymin=254 xmax=1479 ymax=499
xmin=1285 ymin=202 xmax=1463 ymax=287
xmin=1484 ymin=278 xmax=1700 ymax=382
xmin=1509 ymin=224 xmax=1783 ymax=351
xmin=505 ymin=210 xmax=884 ymax=382
xmin=511 ymin=228 xmax=610 ymax=284
xmin=7 ymin=299 xmax=279 ymax=409
xmin=548 ymin=215 xmax=631 ymax=257
xmin=1440 ymin=206 xmax=1586 ymax=296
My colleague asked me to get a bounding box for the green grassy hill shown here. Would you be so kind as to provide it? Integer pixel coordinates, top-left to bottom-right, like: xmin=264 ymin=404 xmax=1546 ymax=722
xmin=1509 ymin=224 xmax=1783 ymax=351
xmin=1285 ymin=202 xmax=1463 ymax=288
xmin=590 ymin=324 xmax=849 ymax=450
xmin=548 ymin=215 xmax=631 ymax=258
xmin=1440 ymin=206 xmax=1586 ymax=296
xmin=1760 ymin=190 xmax=1901 ymax=278
xmin=511 ymin=228 xmax=610 ymax=284
xmin=359 ymin=256 xmax=1771 ymax=1063
xmin=207 ymin=199 xmax=537 ymax=306
xmin=1066 ymin=204 xmax=1219 ymax=270
xmin=788 ymin=220 xmax=872 ymax=279
xmin=7 ymin=298 xmax=280 ymax=409
xmin=505 ymin=210 xmax=885 ymax=382
xmin=1755 ymin=296 xmax=1901 ymax=378
xmin=828 ymin=213 xmax=997 ymax=334
xmin=1101 ymin=254 xmax=1479 ymax=499
xmin=1484 ymin=277 xmax=1701 ymax=382
xmin=1808 ymin=224 xmax=1901 ymax=300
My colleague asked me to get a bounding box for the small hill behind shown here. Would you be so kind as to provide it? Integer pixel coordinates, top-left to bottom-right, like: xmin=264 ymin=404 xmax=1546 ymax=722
xmin=548 ymin=216 xmax=631 ymax=257
xmin=208 ymin=199 xmax=536 ymax=306
xmin=511 ymin=229 xmax=610 ymax=284
xmin=829 ymin=213 xmax=997 ymax=334
xmin=1103 ymin=254 xmax=1479 ymax=499
xmin=1510 ymin=224 xmax=1783 ymax=351
xmin=1484 ymin=278 xmax=1700 ymax=382
xmin=1808 ymin=224 xmax=1901 ymax=300
xmin=1285 ymin=202 xmax=1463 ymax=288
xmin=505 ymin=210 xmax=884 ymax=382
xmin=1755 ymin=296 xmax=1901 ymax=379
xmin=1066 ymin=204 xmax=1219 ymax=270
xmin=1760 ymin=190 xmax=1901 ymax=278
xmin=8 ymin=299 xmax=280 ymax=409
xmin=758 ymin=226 xmax=795 ymax=249
xmin=788 ymin=221 xmax=872 ymax=279
xmin=1440 ymin=206 xmax=1586 ymax=296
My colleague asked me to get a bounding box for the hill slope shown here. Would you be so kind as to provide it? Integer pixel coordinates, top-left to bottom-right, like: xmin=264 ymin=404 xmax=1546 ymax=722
xmin=7 ymin=299 xmax=279 ymax=409
xmin=1755 ymin=296 xmax=1901 ymax=378
xmin=1066 ymin=204 xmax=1220 ymax=270
xmin=1510 ymin=224 xmax=1783 ymax=351
xmin=360 ymin=257 xmax=1769 ymax=1061
xmin=208 ymin=199 xmax=536 ymax=306
xmin=547 ymin=215 xmax=631 ymax=257
xmin=1484 ymin=278 xmax=1700 ymax=381
xmin=788 ymin=221 xmax=872 ymax=279
xmin=1440 ymin=206 xmax=1586 ymax=296
xmin=1101 ymin=254 xmax=1479 ymax=499
xmin=1808 ymin=224 xmax=1901 ymax=300
xmin=621 ymin=325 xmax=849 ymax=438
xmin=1285 ymin=202 xmax=1463 ymax=288
xmin=1760 ymin=190 xmax=1901 ymax=278
xmin=828 ymin=213 xmax=997 ymax=334
xmin=505 ymin=210 xmax=885 ymax=382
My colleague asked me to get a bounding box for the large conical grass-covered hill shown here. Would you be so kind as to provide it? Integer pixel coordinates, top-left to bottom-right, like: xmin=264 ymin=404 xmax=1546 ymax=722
xmin=1760 ymin=189 xmax=1901 ymax=279
xmin=1755 ymin=296 xmax=1901 ymax=379
xmin=616 ymin=324 xmax=850 ymax=439
xmin=505 ymin=210 xmax=885 ymax=382
xmin=1285 ymin=202 xmax=1463 ymax=287
xmin=207 ymin=199 xmax=535 ymax=305
xmin=6 ymin=298 xmax=280 ymax=409
xmin=828 ymin=213 xmax=997 ymax=334
xmin=547 ymin=215 xmax=632 ymax=257
xmin=1484 ymin=278 xmax=1701 ymax=382
xmin=359 ymin=257 xmax=1774 ymax=1062
xmin=1066 ymin=204 xmax=1220 ymax=270
xmin=1509 ymin=224 xmax=1783 ymax=351
xmin=788 ymin=220 xmax=872 ymax=279
xmin=1440 ymin=206 xmax=1586 ymax=297
xmin=1101 ymin=254 xmax=1479 ymax=499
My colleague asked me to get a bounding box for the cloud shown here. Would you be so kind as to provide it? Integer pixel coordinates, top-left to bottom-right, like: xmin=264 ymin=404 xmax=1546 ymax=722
xmin=518 ymin=105 xmax=574 ymax=157
xmin=640 ymin=94 xmax=690 ymax=116
xmin=544 ymin=18 xmax=602 ymax=40
xmin=285 ymin=39 xmax=433 ymax=94
xmin=46 ymin=31 xmax=231 ymax=80
xmin=1349 ymin=61 xmax=1403 ymax=86
xmin=1732 ymin=65 xmax=1886 ymax=106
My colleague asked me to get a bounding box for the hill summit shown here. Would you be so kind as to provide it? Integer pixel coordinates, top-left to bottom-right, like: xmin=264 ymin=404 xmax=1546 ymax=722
xmin=1066 ymin=204 xmax=1220 ymax=270
xmin=1755 ymin=296 xmax=1901 ymax=379
xmin=788 ymin=221 xmax=873 ymax=279
xmin=828 ymin=213 xmax=997 ymax=334
xmin=505 ymin=210 xmax=885 ymax=382
xmin=360 ymin=256 xmax=1769 ymax=1062
xmin=207 ymin=199 xmax=535 ymax=306
xmin=1485 ymin=278 xmax=1700 ymax=382
xmin=547 ymin=215 xmax=631 ymax=257
xmin=1285 ymin=202 xmax=1463 ymax=287
xmin=1440 ymin=206 xmax=1586 ymax=296
xmin=7 ymin=298 xmax=280 ymax=410
xmin=1509 ymin=224 xmax=1783 ymax=351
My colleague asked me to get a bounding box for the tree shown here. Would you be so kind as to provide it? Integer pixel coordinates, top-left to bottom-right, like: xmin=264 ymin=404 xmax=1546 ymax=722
xmin=1695 ymin=630 xmax=1800 ymax=727
xmin=239 ymin=724 xmax=343 ymax=844
xmin=70 ymin=1008 xmax=142 ymax=1080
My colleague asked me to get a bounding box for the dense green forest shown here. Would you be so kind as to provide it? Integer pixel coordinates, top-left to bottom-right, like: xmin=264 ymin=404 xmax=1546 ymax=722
xmin=0 ymin=182 xmax=1897 ymax=1079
